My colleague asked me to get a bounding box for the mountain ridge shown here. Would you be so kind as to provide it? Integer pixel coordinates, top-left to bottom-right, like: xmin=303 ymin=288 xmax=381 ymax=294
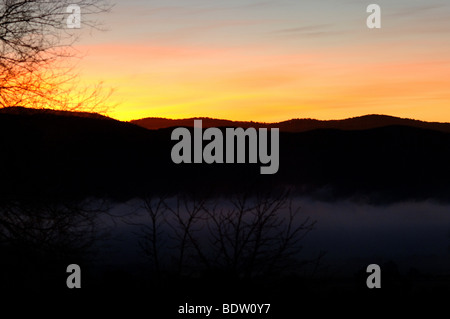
xmin=0 ymin=107 xmax=449 ymax=203
xmin=2 ymin=107 xmax=450 ymax=133
xmin=0 ymin=106 xmax=112 ymax=120
xmin=131 ymin=114 xmax=450 ymax=133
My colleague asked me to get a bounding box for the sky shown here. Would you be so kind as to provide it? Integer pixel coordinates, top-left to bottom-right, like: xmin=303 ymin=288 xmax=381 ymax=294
xmin=73 ymin=0 xmax=450 ymax=122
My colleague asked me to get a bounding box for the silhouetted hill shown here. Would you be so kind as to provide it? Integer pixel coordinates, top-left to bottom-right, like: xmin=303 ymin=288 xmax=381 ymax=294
xmin=1 ymin=107 xmax=450 ymax=203
xmin=131 ymin=114 xmax=450 ymax=133
xmin=0 ymin=106 xmax=111 ymax=120
xmin=130 ymin=117 xmax=257 ymax=130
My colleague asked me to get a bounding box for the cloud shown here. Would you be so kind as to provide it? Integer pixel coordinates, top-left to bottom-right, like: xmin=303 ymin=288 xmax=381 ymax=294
xmin=272 ymin=24 xmax=344 ymax=38
xmin=386 ymin=3 xmax=447 ymax=17
xmin=275 ymin=24 xmax=334 ymax=33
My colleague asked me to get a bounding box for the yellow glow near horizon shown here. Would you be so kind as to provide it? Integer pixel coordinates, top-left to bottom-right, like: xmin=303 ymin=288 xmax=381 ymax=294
xmin=58 ymin=1 xmax=450 ymax=123
xmin=73 ymin=41 xmax=450 ymax=123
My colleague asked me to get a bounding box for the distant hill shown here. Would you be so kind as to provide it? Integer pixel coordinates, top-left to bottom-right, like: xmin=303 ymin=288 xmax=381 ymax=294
xmin=0 ymin=106 xmax=112 ymax=120
xmin=130 ymin=117 xmax=264 ymax=130
xmin=131 ymin=115 xmax=450 ymax=133
xmin=1 ymin=107 xmax=450 ymax=203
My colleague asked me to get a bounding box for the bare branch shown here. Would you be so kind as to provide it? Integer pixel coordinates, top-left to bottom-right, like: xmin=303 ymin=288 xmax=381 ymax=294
xmin=0 ymin=0 xmax=113 ymax=112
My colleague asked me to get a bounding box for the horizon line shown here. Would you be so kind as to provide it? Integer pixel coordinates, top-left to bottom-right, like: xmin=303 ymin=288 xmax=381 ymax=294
xmin=2 ymin=106 xmax=450 ymax=125
xmin=127 ymin=113 xmax=449 ymax=125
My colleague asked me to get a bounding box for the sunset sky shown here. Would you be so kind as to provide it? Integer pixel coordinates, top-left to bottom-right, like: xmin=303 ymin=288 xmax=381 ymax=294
xmin=74 ymin=0 xmax=450 ymax=122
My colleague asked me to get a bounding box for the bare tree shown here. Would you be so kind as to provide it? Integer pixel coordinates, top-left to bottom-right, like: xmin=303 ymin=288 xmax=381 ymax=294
xmin=0 ymin=199 xmax=109 ymax=290
xmin=136 ymin=191 xmax=319 ymax=282
xmin=0 ymin=0 xmax=113 ymax=112
xmin=135 ymin=195 xmax=168 ymax=278
xmin=0 ymin=199 xmax=107 ymax=257
xmin=164 ymin=195 xmax=209 ymax=277
xmin=205 ymin=191 xmax=316 ymax=279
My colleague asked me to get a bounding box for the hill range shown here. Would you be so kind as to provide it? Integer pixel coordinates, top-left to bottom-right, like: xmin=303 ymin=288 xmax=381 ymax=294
xmin=131 ymin=114 xmax=450 ymax=133
xmin=1 ymin=107 xmax=450 ymax=203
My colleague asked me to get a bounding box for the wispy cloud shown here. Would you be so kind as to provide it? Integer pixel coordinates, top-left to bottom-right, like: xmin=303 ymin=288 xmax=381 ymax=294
xmin=275 ymin=24 xmax=333 ymax=33
xmin=272 ymin=24 xmax=345 ymax=38
xmin=386 ymin=3 xmax=447 ymax=17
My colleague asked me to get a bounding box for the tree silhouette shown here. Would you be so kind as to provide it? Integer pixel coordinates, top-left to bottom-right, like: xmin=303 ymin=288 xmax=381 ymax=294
xmin=0 ymin=0 xmax=112 ymax=111
xmin=134 ymin=191 xmax=320 ymax=284
xmin=204 ymin=192 xmax=316 ymax=279
xmin=0 ymin=199 xmax=108 ymax=291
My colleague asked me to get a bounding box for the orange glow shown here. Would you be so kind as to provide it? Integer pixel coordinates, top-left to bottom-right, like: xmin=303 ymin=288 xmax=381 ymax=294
xmin=73 ymin=42 xmax=450 ymax=123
